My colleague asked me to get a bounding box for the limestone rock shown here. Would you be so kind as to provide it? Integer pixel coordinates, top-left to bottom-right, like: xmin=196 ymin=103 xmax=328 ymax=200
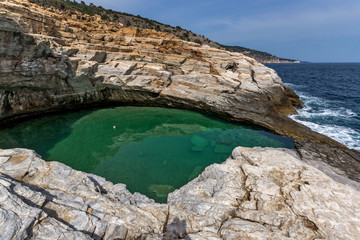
xmin=0 ymin=147 xmax=359 ymax=239
xmin=167 ymin=147 xmax=360 ymax=239
xmin=0 ymin=1 xmax=360 ymax=238
xmin=1 ymin=0 xmax=359 ymax=182
xmin=0 ymin=148 xmax=168 ymax=239
xmin=0 ymin=0 xmax=296 ymax=132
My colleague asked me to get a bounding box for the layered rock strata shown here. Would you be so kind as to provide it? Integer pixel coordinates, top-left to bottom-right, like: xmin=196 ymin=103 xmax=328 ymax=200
xmin=0 ymin=1 xmax=360 ymax=238
xmin=0 ymin=0 xmax=358 ymax=182
xmin=0 ymin=147 xmax=359 ymax=239
xmin=0 ymin=0 xmax=298 ymax=128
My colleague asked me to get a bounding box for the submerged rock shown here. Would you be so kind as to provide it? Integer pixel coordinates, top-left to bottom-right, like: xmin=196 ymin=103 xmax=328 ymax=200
xmin=148 ymin=184 xmax=176 ymax=198
xmin=213 ymin=144 xmax=233 ymax=154
xmin=0 ymin=147 xmax=359 ymax=239
xmin=187 ymin=165 xmax=204 ymax=181
xmin=215 ymin=134 xmax=234 ymax=146
xmin=190 ymin=135 xmax=209 ymax=152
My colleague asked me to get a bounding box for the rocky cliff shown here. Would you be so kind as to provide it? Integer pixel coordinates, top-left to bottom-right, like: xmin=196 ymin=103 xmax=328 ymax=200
xmin=0 ymin=1 xmax=360 ymax=239
xmin=0 ymin=0 xmax=298 ymax=125
xmin=27 ymin=0 xmax=300 ymax=63
xmin=1 ymin=0 xmax=359 ymax=181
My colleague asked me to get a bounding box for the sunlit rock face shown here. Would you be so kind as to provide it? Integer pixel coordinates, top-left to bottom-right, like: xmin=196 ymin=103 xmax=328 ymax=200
xmin=1 ymin=147 xmax=359 ymax=239
xmin=0 ymin=1 xmax=360 ymax=239
xmin=2 ymin=1 xmax=359 ymax=170
xmin=1 ymin=0 xmax=359 ymax=181
xmin=0 ymin=0 xmax=301 ymax=134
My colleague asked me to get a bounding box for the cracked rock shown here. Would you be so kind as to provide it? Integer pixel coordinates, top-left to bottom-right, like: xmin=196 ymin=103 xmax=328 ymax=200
xmin=1 ymin=147 xmax=359 ymax=239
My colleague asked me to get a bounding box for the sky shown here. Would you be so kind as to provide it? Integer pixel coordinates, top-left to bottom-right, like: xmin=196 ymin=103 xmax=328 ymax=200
xmin=82 ymin=0 xmax=360 ymax=62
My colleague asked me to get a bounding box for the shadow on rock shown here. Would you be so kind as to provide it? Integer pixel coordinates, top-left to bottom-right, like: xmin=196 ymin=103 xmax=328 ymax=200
xmin=162 ymin=216 xmax=189 ymax=239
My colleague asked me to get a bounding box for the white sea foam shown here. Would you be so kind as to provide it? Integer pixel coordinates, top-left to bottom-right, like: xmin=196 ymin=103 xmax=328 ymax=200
xmin=291 ymin=115 xmax=360 ymax=151
xmin=294 ymin=89 xmax=358 ymax=119
xmin=300 ymin=95 xmax=325 ymax=105
xmin=297 ymin=107 xmax=358 ymax=119
xmin=288 ymin=89 xmax=360 ymax=151
xmin=284 ymin=83 xmax=301 ymax=89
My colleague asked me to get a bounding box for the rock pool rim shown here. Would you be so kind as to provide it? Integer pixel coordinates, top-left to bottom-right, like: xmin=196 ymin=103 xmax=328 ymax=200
xmin=8 ymin=102 xmax=356 ymax=184
xmin=0 ymin=106 xmax=296 ymax=203
xmin=0 ymin=90 xmax=349 ymax=149
xmin=0 ymin=101 xmax=283 ymax=136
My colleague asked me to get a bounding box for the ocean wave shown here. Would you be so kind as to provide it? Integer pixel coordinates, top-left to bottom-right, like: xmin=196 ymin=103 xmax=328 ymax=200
xmin=285 ymin=82 xmax=359 ymax=150
xmin=299 ymin=94 xmax=325 ymax=106
xmin=296 ymin=107 xmax=358 ymax=119
xmin=284 ymin=83 xmax=301 ymax=89
xmin=290 ymin=117 xmax=360 ymax=151
xmin=291 ymin=90 xmax=359 ymax=150
xmin=276 ymin=64 xmax=360 ymax=151
xmin=292 ymin=90 xmax=358 ymax=119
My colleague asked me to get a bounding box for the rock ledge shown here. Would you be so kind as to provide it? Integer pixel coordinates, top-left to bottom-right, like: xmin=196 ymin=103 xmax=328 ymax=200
xmin=1 ymin=147 xmax=359 ymax=239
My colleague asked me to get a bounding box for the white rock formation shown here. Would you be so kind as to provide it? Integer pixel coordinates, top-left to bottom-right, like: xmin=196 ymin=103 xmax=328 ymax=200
xmin=0 ymin=147 xmax=359 ymax=239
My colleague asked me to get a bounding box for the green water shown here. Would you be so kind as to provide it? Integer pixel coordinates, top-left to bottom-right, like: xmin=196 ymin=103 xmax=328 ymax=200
xmin=0 ymin=107 xmax=294 ymax=202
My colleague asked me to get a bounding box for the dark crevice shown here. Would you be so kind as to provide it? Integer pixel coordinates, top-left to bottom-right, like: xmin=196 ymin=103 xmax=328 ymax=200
xmin=250 ymin=69 xmax=257 ymax=85
xmin=88 ymin=176 xmax=108 ymax=195
xmin=217 ymin=216 xmax=230 ymax=236
xmin=162 ymin=206 xmax=170 ymax=234
xmin=24 ymin=217 xmax=38 ymax=240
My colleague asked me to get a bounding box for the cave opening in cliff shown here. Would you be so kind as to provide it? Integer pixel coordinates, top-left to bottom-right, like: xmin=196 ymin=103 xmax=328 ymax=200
xmin=0 ymin=106 xmax=294 ymax=202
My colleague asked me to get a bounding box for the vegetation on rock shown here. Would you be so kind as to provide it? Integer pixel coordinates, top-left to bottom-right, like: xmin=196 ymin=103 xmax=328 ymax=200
xmin=222 ymin=45 xmax=300 ymax=63
xmin=28 ymin=0 xmax=299 ymax=63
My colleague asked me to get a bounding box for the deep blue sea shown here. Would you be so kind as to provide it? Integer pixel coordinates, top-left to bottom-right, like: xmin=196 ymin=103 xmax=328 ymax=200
xmin=266 ymin=63 xmax=360 ymax=151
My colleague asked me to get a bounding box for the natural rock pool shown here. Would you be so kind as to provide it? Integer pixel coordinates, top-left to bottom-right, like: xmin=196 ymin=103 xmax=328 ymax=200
xmin=0 ymin=107 xmax=294 ymax=202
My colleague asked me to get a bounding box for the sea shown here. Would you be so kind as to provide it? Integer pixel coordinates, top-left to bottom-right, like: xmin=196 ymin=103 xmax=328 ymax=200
xmin=266 ymin=63 xmax=360 ymax=151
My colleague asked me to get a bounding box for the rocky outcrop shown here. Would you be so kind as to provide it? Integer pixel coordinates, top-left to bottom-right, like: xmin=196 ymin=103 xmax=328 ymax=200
xmin=0 ymin=1 xmax=360 ymax=238
xmin=1 ymin=147 xmax=359 ymax=239
xmin=0 ymin=1 xmax=297 ymax=123
xmin=1 ymin=0 xmax=359 ymax=182
xmin=1 ymin=0 xmax=296 ymax=125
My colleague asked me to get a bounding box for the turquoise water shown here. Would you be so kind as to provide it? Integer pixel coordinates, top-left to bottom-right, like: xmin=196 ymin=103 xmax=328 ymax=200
xmin=0 ymin=107 xmax=294 ymax=202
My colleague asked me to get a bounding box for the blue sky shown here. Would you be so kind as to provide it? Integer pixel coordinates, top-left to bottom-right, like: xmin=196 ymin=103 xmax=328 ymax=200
xmin=82 ymin=0 xmax=360 ymax=62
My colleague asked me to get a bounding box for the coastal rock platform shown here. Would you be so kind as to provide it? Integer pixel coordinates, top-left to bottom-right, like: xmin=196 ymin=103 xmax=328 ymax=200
xmin=0 ymin=1 xmax=360 ymax=239
xmin=0 ymin=147 xmax=359 ymax=239
xmin=0 ymin=0 xmax=359 ymax=182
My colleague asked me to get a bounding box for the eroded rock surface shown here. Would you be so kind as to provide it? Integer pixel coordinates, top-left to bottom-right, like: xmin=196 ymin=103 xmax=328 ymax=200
xmin=0 ymin=0 xmax=359 ymax=182
xmin=0 ymin=0 xmax=300 ymax=133
xmin=1 ymin=147 xmax=359 ymax=239
xmin=0 ymin=1 xmax=360 ymax=239
xmin=0 ymin=148 xmax=167 ymax=239
xmin=1 ymin=0 xmax=359 ymax=182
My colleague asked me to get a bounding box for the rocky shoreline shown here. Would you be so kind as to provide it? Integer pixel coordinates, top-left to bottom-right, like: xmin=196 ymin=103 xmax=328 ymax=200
xmin=0 ymin=0 xmax=360 ymax=239
xmin=1 ymin=147 xmax=359 ymax=239
xmin=1 ymin=0 xmax=359 ymax=179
